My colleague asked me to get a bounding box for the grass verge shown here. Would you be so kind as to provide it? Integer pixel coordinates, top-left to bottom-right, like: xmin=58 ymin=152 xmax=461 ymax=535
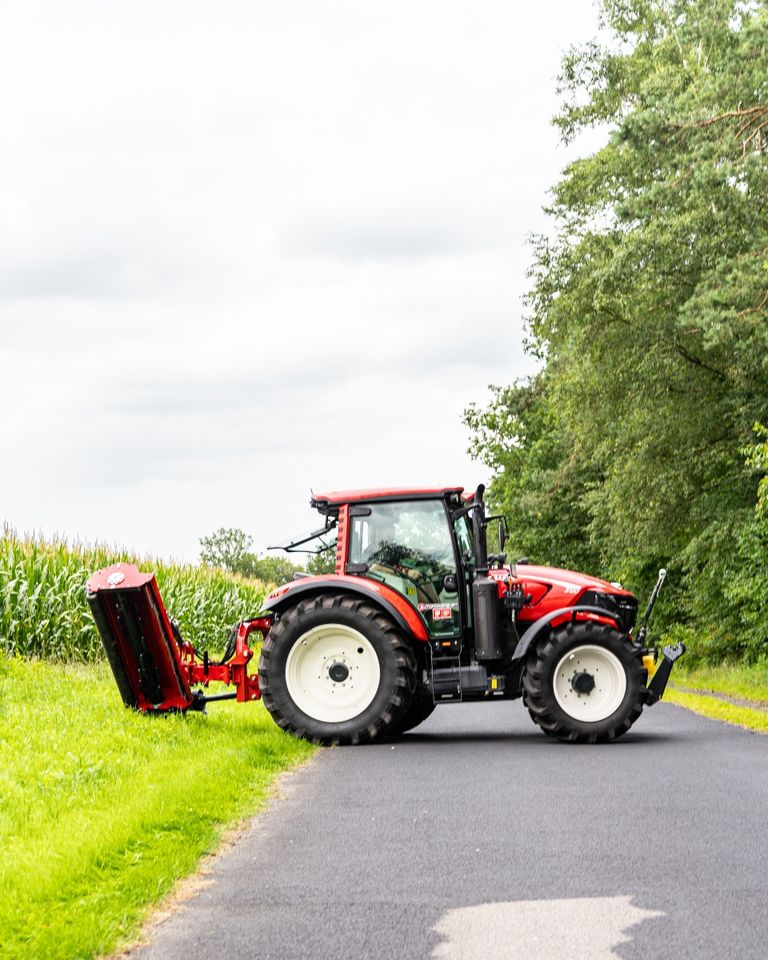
xmin=664 ymin=687 xmax=768 ymax=733
xmin=0 ymin=655 xmax=315 ymax=960
xmin=665 ymin=661 xmax=768 ymax=734
xmin=672 ymin=662 xmax=768 ymax=705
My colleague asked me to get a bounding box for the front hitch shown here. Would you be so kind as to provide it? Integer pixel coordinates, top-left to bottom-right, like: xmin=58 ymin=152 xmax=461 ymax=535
xmin=645 ymin=642 xmax=686 ymax=705
xmin=632 ymin=568 xmax=685 ymax=705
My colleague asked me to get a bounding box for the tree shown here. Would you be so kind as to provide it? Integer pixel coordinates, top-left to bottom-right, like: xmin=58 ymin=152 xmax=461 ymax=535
xmin=467 ymin=0 xmax=768 ymax=662
xmin=747 ymin=425 xmax=768 ymax=523
xmin=306 ymin=549 xmax=337 ymax=575
xmin=199 ymin=527 xmax=303 ymax=585
xmin=464 ymin=377 xmax=601 ymax=572
xmin=199 ymin=528 xmax=253 ymax=574
xmin=249 ymin=554 xmax=303 ymax=586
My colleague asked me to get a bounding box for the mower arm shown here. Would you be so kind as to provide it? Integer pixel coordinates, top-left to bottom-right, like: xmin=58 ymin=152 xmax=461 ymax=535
xmin=86 ymin=563 xmax=267 ymax=712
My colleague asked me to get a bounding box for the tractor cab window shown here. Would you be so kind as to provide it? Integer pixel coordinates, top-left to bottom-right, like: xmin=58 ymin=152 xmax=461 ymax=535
xmin=453 ymin=514 xmax=474 ymax=562
xmin=349 ymin=500 xmax=460 ymax=637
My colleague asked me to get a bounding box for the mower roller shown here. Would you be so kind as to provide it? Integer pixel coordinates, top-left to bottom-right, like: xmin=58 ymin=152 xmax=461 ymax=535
xmin=87 ymin=484 xmax=684 ymax=743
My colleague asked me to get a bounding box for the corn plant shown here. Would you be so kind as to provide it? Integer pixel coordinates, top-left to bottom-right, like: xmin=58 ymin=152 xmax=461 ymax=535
xmin=0 ymin=527 xmax=266 ymax=662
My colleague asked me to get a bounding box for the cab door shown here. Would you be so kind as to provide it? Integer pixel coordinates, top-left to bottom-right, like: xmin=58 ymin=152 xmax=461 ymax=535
xmin=348 ymin=499 xmax=463 ymax=640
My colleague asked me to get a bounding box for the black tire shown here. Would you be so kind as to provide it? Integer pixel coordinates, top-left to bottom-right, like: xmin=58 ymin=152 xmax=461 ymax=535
xmin=259 ymin=593 xmax=417 ymax=745
xmin=389 ymin=696 xmax=436 ymax=735
xmin=522 ymin=621 xmax=647 ymax=743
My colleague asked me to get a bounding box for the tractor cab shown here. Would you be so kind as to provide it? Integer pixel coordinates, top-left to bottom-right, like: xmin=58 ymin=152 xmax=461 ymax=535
xmin=276 ymin=486 xmax=481 ymax=645
xmin=273 ymin=484 xmax=531 ymax=673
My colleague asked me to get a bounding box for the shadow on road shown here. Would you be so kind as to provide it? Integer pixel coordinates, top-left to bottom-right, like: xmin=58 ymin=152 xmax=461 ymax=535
xmin=377 ymin=729 xmax=683 ymax=746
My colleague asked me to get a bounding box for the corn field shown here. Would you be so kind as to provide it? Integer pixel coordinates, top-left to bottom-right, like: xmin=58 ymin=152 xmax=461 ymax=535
xmin=0 ymin=527 xmax=267 ymax=661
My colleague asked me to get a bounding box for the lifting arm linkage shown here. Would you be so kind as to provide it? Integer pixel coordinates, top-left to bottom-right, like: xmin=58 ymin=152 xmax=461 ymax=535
xmin=180 ymin=618 xmax=270 ymax=704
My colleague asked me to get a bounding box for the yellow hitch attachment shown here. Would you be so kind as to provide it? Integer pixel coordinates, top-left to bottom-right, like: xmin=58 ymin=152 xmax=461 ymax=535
xmin=642 ymin=653 xmax=657 ymax=678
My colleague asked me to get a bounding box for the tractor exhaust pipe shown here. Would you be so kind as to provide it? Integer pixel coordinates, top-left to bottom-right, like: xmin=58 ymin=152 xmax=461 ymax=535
xmin=472 ymin=483 xmax=489 ymax=575
xmin=470 ymin=484 xmax=504 ymax=660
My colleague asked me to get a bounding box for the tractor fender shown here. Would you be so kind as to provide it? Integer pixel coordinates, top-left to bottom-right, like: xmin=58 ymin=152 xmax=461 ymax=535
xmin=262 ymin=575 xmax=430 ymax=642
xmin=512 ymin=605 xmax=624 ymax=662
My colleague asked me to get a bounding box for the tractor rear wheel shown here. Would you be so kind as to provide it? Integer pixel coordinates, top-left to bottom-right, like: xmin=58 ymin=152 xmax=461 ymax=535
xmin=522 ymin=621 xmax=647 ymax=743
xmin=259 ymin=593 xmax=417 ymax=745
xmin=389 ymin=696 xmax=436 ymax=735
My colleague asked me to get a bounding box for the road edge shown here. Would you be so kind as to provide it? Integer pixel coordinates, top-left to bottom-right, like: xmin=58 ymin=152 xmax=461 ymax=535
xmin=105 ymin=750 xmax=320 ymax=960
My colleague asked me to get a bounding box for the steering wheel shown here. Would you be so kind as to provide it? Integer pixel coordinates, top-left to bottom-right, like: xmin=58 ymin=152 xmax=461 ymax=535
xmin=366 ymin=562 xmax=441 ymax=604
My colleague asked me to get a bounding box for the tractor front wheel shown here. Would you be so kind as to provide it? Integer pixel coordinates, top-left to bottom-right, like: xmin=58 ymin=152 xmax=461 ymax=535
xmin=522 ymin=621 xmax=647 ymax=743
xmin=259 ymin=593 xmax=416 ymax=745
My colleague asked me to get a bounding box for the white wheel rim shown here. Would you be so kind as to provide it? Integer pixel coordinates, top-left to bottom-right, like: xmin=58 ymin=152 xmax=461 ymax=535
xmin=553 ymin=644 xmax=627 ymax=723
xmin=285 ymin=624 xmax=381 ymax=723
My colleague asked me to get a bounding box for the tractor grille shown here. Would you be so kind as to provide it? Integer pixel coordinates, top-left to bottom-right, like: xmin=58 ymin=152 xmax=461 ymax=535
xmin=581 ymin=591 xmax=638 ymax=634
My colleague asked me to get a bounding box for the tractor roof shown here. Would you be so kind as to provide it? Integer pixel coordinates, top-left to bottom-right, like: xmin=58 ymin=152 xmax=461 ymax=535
xmin=311 ymin=486 xmax=465 ymax=508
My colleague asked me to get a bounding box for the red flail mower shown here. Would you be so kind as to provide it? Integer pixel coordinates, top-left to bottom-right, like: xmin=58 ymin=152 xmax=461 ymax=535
xmin=87 ymin=485 xmax=684 ymax=744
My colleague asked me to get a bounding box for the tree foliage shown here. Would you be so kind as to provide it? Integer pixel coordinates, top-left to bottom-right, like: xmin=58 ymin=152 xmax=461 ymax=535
xmin=305 ymin=549 xmax=337 ymax=575
xmin=199 ymin=528 xmax=253 ymax=574
xmin=199 ymin=528 xmax=302 ymax=586
xmin=467 ymin=0 xmax=768 ymax=663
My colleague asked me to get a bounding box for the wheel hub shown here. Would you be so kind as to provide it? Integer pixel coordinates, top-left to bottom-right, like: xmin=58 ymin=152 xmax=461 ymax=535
xmin=552 ymin=644 xmax=628 ymax=723
xmin=284 ymin=624 xmax=381 ymax=723
xmin=571 ymin=670 xmax=596 ymax=695
xmin=328 ymin=661 xmax=350 ymax=683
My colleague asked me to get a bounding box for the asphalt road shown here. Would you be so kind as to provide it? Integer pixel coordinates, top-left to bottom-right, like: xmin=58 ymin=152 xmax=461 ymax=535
xmin=134 ymin=700 xmax=768 ymax=960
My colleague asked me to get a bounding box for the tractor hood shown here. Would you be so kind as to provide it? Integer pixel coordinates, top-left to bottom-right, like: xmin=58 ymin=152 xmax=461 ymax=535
xmin=508 ymin=563 xmax=630 ymax=597
xmin=504 ymin=563 xmax=638 ymax=634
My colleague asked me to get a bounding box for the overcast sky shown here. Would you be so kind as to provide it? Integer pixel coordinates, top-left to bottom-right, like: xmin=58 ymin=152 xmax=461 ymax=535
xmin=0 ymin=0 xmax=602 ymax=563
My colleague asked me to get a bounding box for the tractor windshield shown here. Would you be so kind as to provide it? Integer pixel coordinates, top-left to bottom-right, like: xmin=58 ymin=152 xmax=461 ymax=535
xmin=349 ymin=500 xmax=460 ymax=637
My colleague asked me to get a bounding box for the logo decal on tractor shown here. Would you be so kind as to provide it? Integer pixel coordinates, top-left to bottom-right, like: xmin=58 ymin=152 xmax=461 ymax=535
xmin=419 ymin=603 xmax=453 ymax=620
xmin=107 ymin=572 xmax=125 ymax=586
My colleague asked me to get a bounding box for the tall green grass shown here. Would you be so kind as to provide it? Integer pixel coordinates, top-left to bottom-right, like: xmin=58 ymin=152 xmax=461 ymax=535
xmin=0 ymin=527 xmax=267 ymax=661
xmin=0 ymin=530 xmax=315 ymax=959
xmin=0 ymin=655 xmax=314 ymax=959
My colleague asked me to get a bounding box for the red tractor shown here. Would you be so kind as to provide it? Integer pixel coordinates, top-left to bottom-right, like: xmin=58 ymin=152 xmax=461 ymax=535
xmin=87 ymin=485 xmax=683 ymax=744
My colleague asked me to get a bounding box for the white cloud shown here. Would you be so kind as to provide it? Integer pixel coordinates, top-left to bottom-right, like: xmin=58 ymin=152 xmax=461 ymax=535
xmin=0 ymin=0 xmax=602 ymax=561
